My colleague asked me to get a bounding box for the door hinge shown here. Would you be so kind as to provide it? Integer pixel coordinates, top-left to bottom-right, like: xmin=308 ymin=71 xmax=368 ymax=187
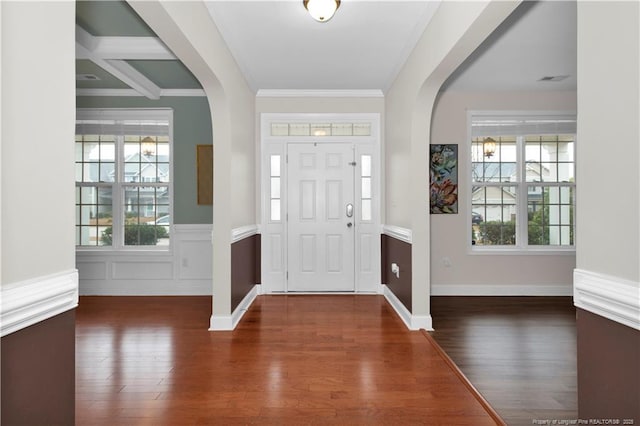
xmin=286 ymin=271 xmax=288 ymax=280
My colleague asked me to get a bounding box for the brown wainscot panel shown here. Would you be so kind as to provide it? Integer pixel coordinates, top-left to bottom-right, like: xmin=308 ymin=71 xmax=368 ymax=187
xmin=231 ymin=233 xmax=261 ymax=312
xmin=381 ymin=234 xmax=412 ymax=313
xmin=1 ymin=309 xmax=76 ymax=426
xmin=577 ymin=308 xmax=640 ymax=421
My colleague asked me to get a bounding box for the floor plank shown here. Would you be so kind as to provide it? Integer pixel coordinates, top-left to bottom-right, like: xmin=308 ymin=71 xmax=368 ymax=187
xmin=76 ymin=295 xmax=501 ymax=425
xmin=429 ymin=296 xmax=577 ymax=426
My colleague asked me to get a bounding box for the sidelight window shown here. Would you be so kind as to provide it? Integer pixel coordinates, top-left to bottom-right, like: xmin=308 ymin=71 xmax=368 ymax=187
xmin=270 ymin=155 xmax=282 ymax=221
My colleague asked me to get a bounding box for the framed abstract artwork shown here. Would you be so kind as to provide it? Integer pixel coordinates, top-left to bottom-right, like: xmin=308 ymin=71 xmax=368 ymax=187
xmin=430 ymin=144 xmax=458 ymax=214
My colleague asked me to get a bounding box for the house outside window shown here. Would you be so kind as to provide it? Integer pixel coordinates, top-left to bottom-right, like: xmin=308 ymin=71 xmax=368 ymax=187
xmin=75 ymin=109 xmax=173 ymax=249
xmin=470 ymin=112 xmax=576 ymax=252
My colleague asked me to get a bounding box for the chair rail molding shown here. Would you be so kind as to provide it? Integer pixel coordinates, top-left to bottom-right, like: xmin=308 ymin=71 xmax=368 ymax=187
xmin=1 ymin=269 xmax=79 ymax=337
xmin=574 ymin=268 xmax=640 ymax=331
xmin=382 ymin=225 xmax=412 ymax=244
xmin=231 ymin=224 xmax=259 ymax=243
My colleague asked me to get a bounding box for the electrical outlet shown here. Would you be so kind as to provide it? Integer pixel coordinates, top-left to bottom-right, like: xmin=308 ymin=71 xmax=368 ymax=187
xmin=442 ymin=257 xmax=452 ymax=268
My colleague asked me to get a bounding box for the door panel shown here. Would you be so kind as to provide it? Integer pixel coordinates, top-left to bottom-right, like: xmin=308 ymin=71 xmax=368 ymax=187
xmin=287 ymin=143 xmax=355 ymax=291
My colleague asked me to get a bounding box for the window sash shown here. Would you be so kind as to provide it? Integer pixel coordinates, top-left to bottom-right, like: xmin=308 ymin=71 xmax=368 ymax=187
xmin=470 ymin=117 xmax=576 ymax=251
xmin=471 ymin=114 xmax=576 ymax=137
xmin=75 ymin=109 xmax=172 ymax=249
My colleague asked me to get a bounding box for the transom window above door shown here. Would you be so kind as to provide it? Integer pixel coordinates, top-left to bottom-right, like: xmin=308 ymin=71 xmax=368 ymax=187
xmin=270 ymin=122 xmax=372 ymax=137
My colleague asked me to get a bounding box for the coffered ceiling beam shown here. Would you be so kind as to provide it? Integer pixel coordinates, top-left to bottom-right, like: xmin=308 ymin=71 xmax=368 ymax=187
xmin=76 ymin=25 xmax=163 ymax=99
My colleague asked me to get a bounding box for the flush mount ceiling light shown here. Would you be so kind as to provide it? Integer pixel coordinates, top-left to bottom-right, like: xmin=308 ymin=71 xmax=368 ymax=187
xmin=303 ymin=0 xmax=341 ymax=22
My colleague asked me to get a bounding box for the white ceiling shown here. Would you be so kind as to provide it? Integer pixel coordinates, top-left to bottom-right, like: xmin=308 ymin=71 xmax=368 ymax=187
xmin=443 ymin=0 xmax=577 ymax=92
xmin=205 ymin=1 xmax=441 ymax=92
xmin=205 ymin=0 xmax=577 ymax=93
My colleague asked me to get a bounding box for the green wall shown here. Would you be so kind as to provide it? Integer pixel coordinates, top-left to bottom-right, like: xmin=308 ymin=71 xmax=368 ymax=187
xmin=76 ymin=96 xmax=213 ymax=224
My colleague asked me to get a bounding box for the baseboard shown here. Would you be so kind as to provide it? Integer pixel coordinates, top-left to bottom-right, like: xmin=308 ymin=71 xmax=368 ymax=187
xmin=79 ymin=280 xmax=212 ymax=296
xmin=431 ymin=283 xmax=573 ymax=296
xmin=209 ymin=314 xmax=233 ymax=331
xmin=382 ymin=285 xmax=433 ymax=331
xmin=574 ymin=268 xmax=640 ymax=331
xmin=209 ymin=284 xmax=261 ymax=331
xmin=1 ymin=269 xmax=79 ymax=337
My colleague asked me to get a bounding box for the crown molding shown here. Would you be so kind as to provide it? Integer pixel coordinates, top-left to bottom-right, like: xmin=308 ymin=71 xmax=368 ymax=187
xmin=574 ymin=268 xmax=640 ymax=331
xmin=76 ymin=88 xmax=206 ymax=97
xmin=256 ymin=89 xmax=384 ymax=98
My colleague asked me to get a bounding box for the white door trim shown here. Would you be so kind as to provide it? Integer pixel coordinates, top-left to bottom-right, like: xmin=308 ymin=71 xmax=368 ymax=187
xmin=260 ymin=113 xmax=381 ymax=294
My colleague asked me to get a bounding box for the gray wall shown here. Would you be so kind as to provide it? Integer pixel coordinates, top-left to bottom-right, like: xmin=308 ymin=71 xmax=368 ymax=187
xmin=76 ymin=96 xmax=213 ymax=225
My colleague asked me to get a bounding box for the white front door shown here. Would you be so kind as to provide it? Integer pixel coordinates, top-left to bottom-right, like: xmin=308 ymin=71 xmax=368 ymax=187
xmin=287 ymin=143 xmax=355 ymax=291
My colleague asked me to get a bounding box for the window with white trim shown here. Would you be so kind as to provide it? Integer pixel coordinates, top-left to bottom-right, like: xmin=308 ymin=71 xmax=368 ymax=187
xmin=470 ymin=113 xmax=576 ymax=250
xmin=75 ymin=109 xmax=172 ymax=248
xmin=269 ymin=154 xmax=282 ymax=221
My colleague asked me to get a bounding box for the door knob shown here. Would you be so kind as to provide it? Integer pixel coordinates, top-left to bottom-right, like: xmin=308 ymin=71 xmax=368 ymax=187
xmin=347 ymin=222 xmax=353 ymax=228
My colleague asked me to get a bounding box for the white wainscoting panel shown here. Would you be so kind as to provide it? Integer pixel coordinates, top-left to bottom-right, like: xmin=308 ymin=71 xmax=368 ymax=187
xmin=76 ymin=224 xmax=213 ymax=295
xmin=112 ymin=261 xmax=174 ymax=280
xmin=574 ymin=268 xmax=640 ymax=331
xmin=1 ymin=269 xmax=78 ymax=337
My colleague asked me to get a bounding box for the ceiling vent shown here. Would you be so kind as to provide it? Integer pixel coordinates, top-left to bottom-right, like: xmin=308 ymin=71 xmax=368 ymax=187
xmin=538 ymin=75 xmax=569 ymax=82
xmin=76 ymin=74 xmax=101 ymax=81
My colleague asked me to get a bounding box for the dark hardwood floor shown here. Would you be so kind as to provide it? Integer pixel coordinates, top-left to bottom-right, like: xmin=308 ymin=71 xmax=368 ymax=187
xmin=76 ymin=295 xmax=501 ymax=425
xmin=430 ymin=296 xmax=577 ymax=426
